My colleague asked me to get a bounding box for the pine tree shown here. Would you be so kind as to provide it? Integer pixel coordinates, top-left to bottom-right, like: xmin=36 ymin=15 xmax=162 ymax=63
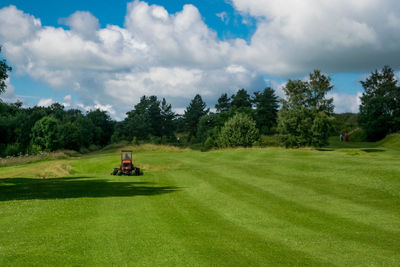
xmin=184 ymin=94 xmax=209 ymax=140
xmin=358 ymin=66 xmax=400 ymax=141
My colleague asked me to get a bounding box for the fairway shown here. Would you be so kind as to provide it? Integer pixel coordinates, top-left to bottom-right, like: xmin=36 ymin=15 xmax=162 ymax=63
xmin=1 ymin=142 xmax=400 ymax=266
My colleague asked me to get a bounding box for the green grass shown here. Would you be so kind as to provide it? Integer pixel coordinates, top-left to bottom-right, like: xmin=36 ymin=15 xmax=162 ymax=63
xmin=0 ymin=139 xmax=399 ymax=266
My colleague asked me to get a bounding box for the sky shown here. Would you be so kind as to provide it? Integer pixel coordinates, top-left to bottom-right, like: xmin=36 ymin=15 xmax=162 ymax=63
xmin=1 ymin=0 xmax=399 ymax=119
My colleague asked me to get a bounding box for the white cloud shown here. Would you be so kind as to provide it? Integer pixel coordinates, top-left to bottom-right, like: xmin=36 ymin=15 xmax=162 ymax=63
xmin=216 ymin=11 xmax=229 ymax=24
xmin=327 ymin=92 xmax=362 ymax=113
xmin=1 ymin=78 xmax=18 ymax=102
xmin=0 ymin=2 xmax=266 ymax=118
xmin=231 ymin=0 xmax=400 ymax=75
xmin=0 ymin=5 xmax=41 ymax=43
xmin=63 ymin=94 xmax=72 ymax=101
xmin=2 ymin=1 xmax=398 ymax=117
xmin=37 ymin=98 xmax=54 ymax=107
xmin=59 ymin=11 xmax=99 ymax=40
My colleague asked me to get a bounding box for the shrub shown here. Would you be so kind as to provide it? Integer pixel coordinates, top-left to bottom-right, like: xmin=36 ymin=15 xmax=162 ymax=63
xmin=202 ymin=136 xmax=215 ymax=151
xmin=259 ymin=135 xmax=281 ymax=147
xmin=4 ymin=143 xmax=20 ymax=157
xmin=349 ymin=128 xmax=367 ymax=142
xmin=217 ymin=113 xmax=259 ymax=148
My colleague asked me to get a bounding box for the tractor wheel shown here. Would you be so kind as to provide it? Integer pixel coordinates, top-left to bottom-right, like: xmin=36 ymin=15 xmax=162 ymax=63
xmin=135 ymin=168 xmax=142 ymax=176
xmin=112 ymin=168 xmax=118 ymax=175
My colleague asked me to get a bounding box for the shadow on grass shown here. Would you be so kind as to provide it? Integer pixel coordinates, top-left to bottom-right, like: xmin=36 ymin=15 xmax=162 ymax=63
xmin=361 ymin=148 xmax=385 ymax=153
xmin=0 ymin=177 xmax=179 ymax=201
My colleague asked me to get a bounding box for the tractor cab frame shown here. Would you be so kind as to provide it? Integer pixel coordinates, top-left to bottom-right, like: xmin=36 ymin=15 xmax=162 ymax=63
xmin=111 ymin=150 xmax=142 ymax=176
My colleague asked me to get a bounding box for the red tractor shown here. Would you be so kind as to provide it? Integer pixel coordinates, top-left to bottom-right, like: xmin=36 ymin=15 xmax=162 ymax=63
xmin=111 ymin=150 xmax=142 ymax=176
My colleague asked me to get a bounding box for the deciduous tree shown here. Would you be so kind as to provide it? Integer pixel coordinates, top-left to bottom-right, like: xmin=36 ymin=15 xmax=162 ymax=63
xmin=278 ymin=70 xmax=334 ymax=147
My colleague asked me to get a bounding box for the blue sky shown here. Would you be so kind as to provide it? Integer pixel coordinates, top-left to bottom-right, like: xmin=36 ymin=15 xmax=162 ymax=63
xmin=1 ymin=0 xmax=399 ymax=118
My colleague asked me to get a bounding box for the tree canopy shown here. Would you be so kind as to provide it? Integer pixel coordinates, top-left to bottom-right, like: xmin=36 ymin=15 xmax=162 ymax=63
xmin=0 ymin=46 xmax=12 ymax=95
xmin=278 ymin=70 xmax=334 ymax=147
xmin=184 ymin=94 xmax=209 ymax=140
xmin=253 ymin=87 xmax=279 ymax=134
xmin=358 ymin=66 xmax=400 ymax=141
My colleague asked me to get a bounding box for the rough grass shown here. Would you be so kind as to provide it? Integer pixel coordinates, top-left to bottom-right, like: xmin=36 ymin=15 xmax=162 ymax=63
xmin=0 ymin=137 xmax=399 ymax=266
xmin=0 ymin=150 xmax=79 ymax=168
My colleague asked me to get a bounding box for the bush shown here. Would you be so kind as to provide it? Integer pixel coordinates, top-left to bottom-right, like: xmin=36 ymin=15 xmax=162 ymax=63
xmin=217 ymin=113 xmax=259 ymax=148
xmin=88 ymin=144 xmax=100 ymax=152
xmin=259 ymin=135 xmax=281 ymax=147
xmin=131 ymin=137 xmax=139 ymax=145
xmin=28 ymin=144 xmax=42 ymax=155
xmin=4 ymin=143 xmax=20 ymax=157
xmin=149 ymin=135 xmax=161 ymax=144
xmin=349 ymin=128 xmax=367 ymax=142
xmin=202 ymin=136 xmax=215 ymax=151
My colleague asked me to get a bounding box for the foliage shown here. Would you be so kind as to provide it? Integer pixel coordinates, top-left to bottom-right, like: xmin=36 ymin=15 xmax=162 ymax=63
xmin=259 ymin=134 xmax=281 ymax=147
xmin=184 ymin=94 xmax=209 ymax=140
xmin=215 ymin=93 xmax=231 ymax=112
xmin=332 ymin=113 xmax=359 ymax=135
xmin=160 ymin=98 xmax=176 ymax=140
xmin=253 ymin=87 xmax=279 ymax=134
xmin=217 ymin=113 xmax=259 ymax=148
xmin=86 ymin=109 xmax=114 ymax=146
xmin=116 ymin=96 xmax=176 ymax=143
xmin=31 ymin=116 xmax=62 ymax=151
xmin=0 ymin=46 xmax=12 ymax=95
xmin=230 ymin=88 xmax=253 ymax=115
xmin=358 ymin=66 xmax=400 ymax=141
xmin=278 ymin=70 xmax=334 ymax=147
xmin=196 ymin=113 xmax=220 ymax=144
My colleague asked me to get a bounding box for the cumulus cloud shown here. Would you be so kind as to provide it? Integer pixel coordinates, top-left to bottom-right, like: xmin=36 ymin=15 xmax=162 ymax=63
xmin=1 ymin=0 xmax=397 ymax=117
xmin=231 ymin=0 xmax=400 ymax=75
xmin=328 ymin=92 xmax=362 ymax=113
xmin=59 ymin=11 xmax=99 ymax=40
xmin=37 ymin=98 xmax=55 ymax=107
xmin=1 ymin=78 xmax=18 ymax=102
xmin=0 ymin=2 xmax=266 ymax=118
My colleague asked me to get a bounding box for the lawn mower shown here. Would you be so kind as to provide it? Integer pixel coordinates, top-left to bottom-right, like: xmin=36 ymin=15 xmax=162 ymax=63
xmin=111 ymin=150 xmax=143 ymax=176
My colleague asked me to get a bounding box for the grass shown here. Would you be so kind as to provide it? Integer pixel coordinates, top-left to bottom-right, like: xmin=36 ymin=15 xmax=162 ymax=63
xmin=0 ymin=136 xmax=399 ymax=265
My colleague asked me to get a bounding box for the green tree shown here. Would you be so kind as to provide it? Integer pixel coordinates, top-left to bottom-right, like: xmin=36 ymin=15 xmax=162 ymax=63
xmin=184 ymin=94 xmax=209 ymax=140
xmin=0 ymin=46 xmax=12 ymax=95
xmin=231 ymin=88 xmax=253 ymax=116
xmin=253 ymin=87 xmax=279 ymax=134
xmin=147 ymin=96 xmax=162 ymax=137
xmin=217 ymin=113 xmax=259 ymax=148
xmin=196 ymin=113 xmax=219 ymax=144
xmin=358 ymin=66 xmax=400 ymax=141
xmin=160 ymin=98 xmax=176 ymax=141
xmin=124 ymin=95 xmax=164 ymax=140
xmin=86 ymin=109 xmax=114 ymax=146
xmin=278 ymin=70 xmax=334 ymax=147
xmin=60 ymin=121 xmax=83 ymax=151
xmin=215 ymin=93 xmax=231 ymax=112
xmin=31 ymin=116 xmax=62 ymax=151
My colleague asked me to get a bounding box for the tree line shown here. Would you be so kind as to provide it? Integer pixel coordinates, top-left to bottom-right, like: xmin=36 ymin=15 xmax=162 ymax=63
xmin=1 ymin=45 xmax=399 ymax=156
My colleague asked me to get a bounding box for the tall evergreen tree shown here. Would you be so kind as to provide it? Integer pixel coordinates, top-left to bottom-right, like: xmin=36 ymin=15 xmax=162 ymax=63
xmin=253 ymin=87 xmax=279 ymax=134
xmin=215 ymin=93 xmax=231 ymax=112
xmin=231 ymin=89 xmax=252 ymax=109
xmin=184 ymin=94 xmax=209 ymax=139
xmin=358 ymin=66 xmax=400 ymax=141
xmin=160 ymin=98 xmax=176 ymax=140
